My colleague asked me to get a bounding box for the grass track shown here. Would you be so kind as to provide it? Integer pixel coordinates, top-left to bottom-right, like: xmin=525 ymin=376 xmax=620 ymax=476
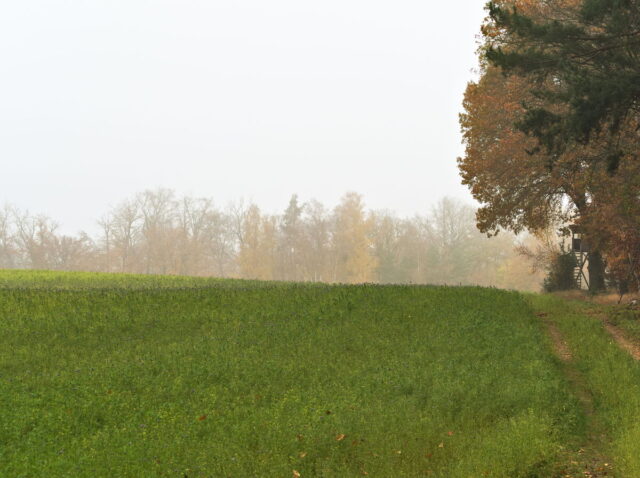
xmin=529 ymin=295 xmax=640 ymax=477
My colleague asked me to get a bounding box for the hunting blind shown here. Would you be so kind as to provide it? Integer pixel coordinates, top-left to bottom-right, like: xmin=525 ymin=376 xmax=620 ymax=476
xmin=569 ymin=225 xmax=589 ymax=290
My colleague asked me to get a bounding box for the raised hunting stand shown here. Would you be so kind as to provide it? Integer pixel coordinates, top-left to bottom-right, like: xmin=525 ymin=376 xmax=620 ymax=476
xmin=569 ymin=225 xmax=590 ymax=290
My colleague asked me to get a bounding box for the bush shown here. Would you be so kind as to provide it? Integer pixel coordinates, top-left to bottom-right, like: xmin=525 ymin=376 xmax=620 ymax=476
xmin=544 ymin=250 xmax=577 ymax=292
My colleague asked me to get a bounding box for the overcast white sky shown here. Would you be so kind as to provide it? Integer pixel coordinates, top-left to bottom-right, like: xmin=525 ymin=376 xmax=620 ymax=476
xmin=0 ymin=1 xmax=486 ymax=234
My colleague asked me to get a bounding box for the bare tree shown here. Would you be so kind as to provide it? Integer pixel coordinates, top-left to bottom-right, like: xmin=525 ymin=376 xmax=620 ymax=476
xmin=110 ymin=199 xmax=141 ymax=273
xmin=12 ymin=209 xmax=59 ymax=269
xmin=0 ymin=205 xmax=16 ymax=268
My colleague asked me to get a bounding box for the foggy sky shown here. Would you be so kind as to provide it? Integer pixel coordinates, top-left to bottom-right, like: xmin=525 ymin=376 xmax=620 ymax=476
xmin=0 ymin=1 xmax=486 ymax=234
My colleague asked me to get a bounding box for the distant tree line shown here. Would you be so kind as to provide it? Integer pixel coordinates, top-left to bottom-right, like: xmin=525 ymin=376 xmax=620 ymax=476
xmin=0 ymin=190 xmax=543 ymax=290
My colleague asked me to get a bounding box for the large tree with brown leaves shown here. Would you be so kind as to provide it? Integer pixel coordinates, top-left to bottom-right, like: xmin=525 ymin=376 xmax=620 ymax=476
xmin=458 ymin=0 xmax=640 ymax=291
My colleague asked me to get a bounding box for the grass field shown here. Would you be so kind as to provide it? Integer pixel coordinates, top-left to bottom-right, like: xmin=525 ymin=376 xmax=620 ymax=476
xmin=0 ymin=270 xmax=637 ymax=477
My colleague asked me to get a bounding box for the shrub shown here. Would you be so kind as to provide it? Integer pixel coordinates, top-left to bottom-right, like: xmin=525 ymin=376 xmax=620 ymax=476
xmin=544 ymin=250 xmax=577 ymax=292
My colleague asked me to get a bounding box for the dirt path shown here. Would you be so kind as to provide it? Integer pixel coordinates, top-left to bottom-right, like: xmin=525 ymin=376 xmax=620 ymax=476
xmin=539 ymin=315 xmax=613 ymax=477
xmin=603 ymin=322 xmax=640 ymax=361
xmin=544 ymin=317 xmax=573 ymax=362
xmin=581 ymin=306 xmax=640 ymax=361
xmin=542 ymin=318 xmax=596 ymax=420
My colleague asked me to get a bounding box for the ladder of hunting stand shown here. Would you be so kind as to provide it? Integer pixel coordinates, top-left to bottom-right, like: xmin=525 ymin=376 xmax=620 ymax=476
xmin=574 ymin=251 xmax=587 ymax=289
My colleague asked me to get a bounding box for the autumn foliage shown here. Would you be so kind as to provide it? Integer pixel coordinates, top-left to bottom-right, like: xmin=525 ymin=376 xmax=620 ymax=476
xmin=460 ymin=0 xmax=640 ymax=293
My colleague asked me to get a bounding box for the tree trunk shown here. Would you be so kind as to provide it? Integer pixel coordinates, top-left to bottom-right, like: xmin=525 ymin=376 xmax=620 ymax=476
xmin=588 ymin=251 xmax=606 ymax=292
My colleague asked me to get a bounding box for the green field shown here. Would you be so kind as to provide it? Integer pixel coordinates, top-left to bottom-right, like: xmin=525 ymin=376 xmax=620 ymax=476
xmin=0 ymin=271 xmax=637 ymax=477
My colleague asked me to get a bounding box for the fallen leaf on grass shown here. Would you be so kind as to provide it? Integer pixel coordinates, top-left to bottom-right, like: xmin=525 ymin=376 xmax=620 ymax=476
xmin=293 ymin=470 xmax=301 ymax=478
xmin=299 ymin=451 xmax=307 ymax=458
xmin=336 ymin=434 xmax=346 ymax=441
xmin=198 ymin=415 xmax=207 ymax=421
xmin=438 ymin=442 xmax=444 ymax=448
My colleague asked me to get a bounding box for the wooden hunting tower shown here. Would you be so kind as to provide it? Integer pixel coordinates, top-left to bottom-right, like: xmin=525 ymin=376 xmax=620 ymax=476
xmin=569 ymin=225 xmax=590 ymax=289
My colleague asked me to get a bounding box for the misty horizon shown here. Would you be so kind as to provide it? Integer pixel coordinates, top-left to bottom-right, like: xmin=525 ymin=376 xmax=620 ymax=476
xmin=0 ymin=188 xmax=543 ymax=291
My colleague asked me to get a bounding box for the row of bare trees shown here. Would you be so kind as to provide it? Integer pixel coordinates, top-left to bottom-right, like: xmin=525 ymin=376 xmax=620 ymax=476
xmin=0 ymin=206 xmax=94 ymax=271
xmin=0 ymin=189 xmax=544 ymax=290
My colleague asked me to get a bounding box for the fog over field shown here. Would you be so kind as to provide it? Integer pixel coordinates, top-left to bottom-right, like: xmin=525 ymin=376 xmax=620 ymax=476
xmin=0 ymin=190 xmax=545 ymax=290
xmin=0 ymin=2 xmax=550 ymax=289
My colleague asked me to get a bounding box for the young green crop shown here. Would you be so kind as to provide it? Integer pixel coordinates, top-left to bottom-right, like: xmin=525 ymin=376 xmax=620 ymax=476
xmin=0 ymin=271 xmax=580 ymax=477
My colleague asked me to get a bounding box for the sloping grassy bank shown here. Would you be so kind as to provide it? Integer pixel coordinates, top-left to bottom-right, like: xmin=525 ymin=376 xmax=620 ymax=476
xmin=1 ymin=272 xmax=580 ymax=477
